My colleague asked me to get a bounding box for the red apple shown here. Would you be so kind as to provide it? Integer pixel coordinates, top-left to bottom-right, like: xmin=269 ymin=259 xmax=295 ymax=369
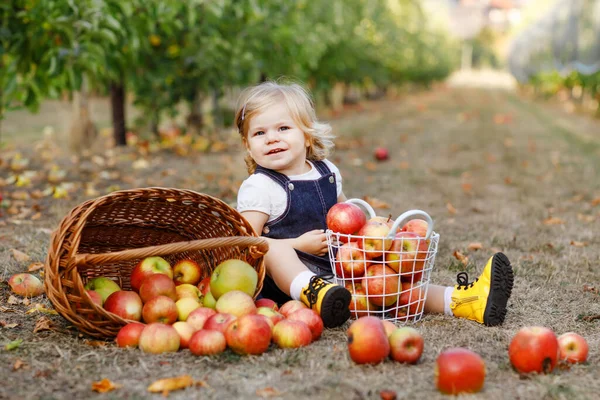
xmin=172 ymin=321 xmax=195 ymax=349
xmin=362 ymin=264 xmax=400 ymax=307
xmin=84 ymin=277 xmax=121 ymax=304
xmin=210 ymin=259 xmax=258 ymax=299
xmin=401 ymin=219 xmax=429 ymax=239
xmin=287 ymin=308 xmax=324 ymax=342
xmin=215 ymin=290 xmax=257 ymax=317
xmin=138 ymin=323 xmax=180 ymax=354
xmin=508 ymin=326 xmax=559 ymax=374
xmin=374 ymin=147 xmax=389 ymax=161
xmin=256 ymin=307 xmax=285 ymax=329
xmin=103 ymin=291 xmax=143 ymax=321
xmin=345 ymin=282 xmax=381 ymax=319
xmin=272 ymin=319 xmax=313 ymax=348
xmin=203 ymin=312 xmax=237 ymax=334
xmin=326 ymin=202 xmax=367 ymax=242
xmin=395 ymin=282 xmax=425 ymax=316
xmin=389 ymin=327 xmax=424 ymax=364
xmin=356 ymin=219 xmax=393 ymax=258
xmin=189 ymin=329 xmax=227 ymax=356
xmin=130 ymin=256 xmax=173 ymax=292
xmin=385 ymin=231 xmax=428 ymax=282
xmin=435 ymin=348 xmax=485 ymax=395
xmin=8 ymin=273 xmax=44 ymax=297
xmin=334 ymin=241 xmax=368 ymax=279
xmin=197 ymin=276 xmax=211 ymax=296
xmin=224 ymin=314 xmax=272 ymax=355
xmin=347 ymin=316 xmax=390 ymax=364
xmin=381 ymin=320 xmax=397 ymax=337
xmin=557 ymin=332 xmax=588 ymax=364
xmin=175 ymin=297 xmax=202 ymax=321
xmin=142 ymin=295 xmax=178 ymax=324
xmin=139 ymin=274 xmax=177 ymax=303
xmin=186 ymin=307 xmax=217 ymax=331
xmin=115 ymin=322 xmax=145 ymax=348
xmin=255 ymin=298 xmax=279 ymax=311
xmin=173 ymin=259 xmax=202 ymax=286
xmin=279 ymin=300 xmax=308 ymax=317
xmin=175 ymin=283 xmax=202 ymax=301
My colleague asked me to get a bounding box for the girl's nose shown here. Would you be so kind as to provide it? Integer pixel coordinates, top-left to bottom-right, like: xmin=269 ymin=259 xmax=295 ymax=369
xmin=265 ymin=129 xmax=280 ymax=143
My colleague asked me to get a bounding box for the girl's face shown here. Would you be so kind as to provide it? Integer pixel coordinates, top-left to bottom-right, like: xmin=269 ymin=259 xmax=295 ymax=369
xmin=245 ymin=103 xmax=310 ymax=176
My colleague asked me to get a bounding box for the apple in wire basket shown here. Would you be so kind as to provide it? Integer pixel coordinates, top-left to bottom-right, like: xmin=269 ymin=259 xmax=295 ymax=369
xmin=326 ymin=202 xmax=367 ymax=243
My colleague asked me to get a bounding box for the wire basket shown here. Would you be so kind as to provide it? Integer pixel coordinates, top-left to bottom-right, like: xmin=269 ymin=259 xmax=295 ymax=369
xmin=326 ymin=199 xmax=439 ymax=323
xmin=44 ymin=187 xmax=268 ymax=339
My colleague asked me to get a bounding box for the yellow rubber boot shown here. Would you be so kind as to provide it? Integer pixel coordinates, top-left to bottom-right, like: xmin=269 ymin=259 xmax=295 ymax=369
xmin=300 ymin=275 xmax=351 ymax=328
xmin=450 ymin=252 xmax=514 ymax=326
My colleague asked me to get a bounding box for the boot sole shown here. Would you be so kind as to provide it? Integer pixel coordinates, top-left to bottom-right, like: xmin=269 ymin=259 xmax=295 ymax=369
xmin=483 ymin=252 xmax=514 ymax=326
xmin=320 ymin=285 xmax=352 ymax=328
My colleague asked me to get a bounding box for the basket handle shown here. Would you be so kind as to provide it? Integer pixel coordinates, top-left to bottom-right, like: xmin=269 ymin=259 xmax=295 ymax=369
xmin=343 ymin=198 xmax=377 ymax=219
xmin=387 ymin=210 xmax=434 ymax=240
xmin=73 ymin=237 xmax=269 ymax=267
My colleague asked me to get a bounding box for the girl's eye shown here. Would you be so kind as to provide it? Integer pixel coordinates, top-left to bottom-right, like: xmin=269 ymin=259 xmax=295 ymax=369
xmin=279 ymin=126 xmax=290 ymax=131
xmin=253 ymin=131 xmax=264 ymax=136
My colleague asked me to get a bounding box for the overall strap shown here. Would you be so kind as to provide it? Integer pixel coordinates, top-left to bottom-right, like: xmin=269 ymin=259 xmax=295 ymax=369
xmin=254 ymin=165 xmax=289 ymax=189
xmin=312 ymin=160 xmax=332 ymax=176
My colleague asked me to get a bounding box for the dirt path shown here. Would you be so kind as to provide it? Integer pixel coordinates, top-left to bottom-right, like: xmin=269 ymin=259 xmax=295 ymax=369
xmin=1 ymin=85 xmax=599 ymax=400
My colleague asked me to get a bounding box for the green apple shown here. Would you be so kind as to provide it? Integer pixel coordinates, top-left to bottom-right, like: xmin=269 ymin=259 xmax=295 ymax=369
xmin=84 ymin=277 xmax=121 ymax=304
xmin=209 ymin=259 xmax=258 ymax=299
xmin=203 ymin=290 xmax=217 ymax=309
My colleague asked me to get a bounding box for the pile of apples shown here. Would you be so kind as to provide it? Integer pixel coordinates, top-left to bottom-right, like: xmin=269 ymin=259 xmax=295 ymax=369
xmin=83 ymin=256 xmax=325 ymax=355
xmin=326 ymin=202 xmax=431 ymax=320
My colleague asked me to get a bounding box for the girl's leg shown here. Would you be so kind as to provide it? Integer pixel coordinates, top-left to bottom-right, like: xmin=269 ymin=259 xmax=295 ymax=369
xmin=263 ymin=238 xmax=309 ymax=296
xmin=424 ymin=284 xmax=447 ymax=314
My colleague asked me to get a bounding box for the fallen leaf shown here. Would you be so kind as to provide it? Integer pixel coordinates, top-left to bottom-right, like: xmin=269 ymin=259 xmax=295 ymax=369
xmin=92 ymin=378 xmax=122 ymax=393
xmin=504 ymin=177 xmax=513 ymax=185
xmin=543 ymin=217 xmax=565 ymax=225
xmin=453 ymin=250 xmax=469 ymax=265
xmin=363 ymin=196 xmax=390 ymax=209
xmin=364 ymin=161 xmax=378 ymax=171
xmin=446 ymin=202 xmax=457 ymax=215
xmin=13 ymin=359 xmax=27 ymax=371
xmin=467 ymin=242 xmax=483 ymax=251
xmin=399 ymin=161 xmax=410 ymax=169
xmin=577 ymin=213 xmax=596 ymax=222
xmin=28 ymin=262 xmax=44 ymax=272
xmin=570 ymin=241 xmax=589 ymax=248
xmin=84 ymin=339 xmax=107 ymax=347
xmin=591 ymin=197 xmax=600 ymax=207
xmin=5 ymin=339 xmax=23 ymax=350
xmin=26 ymin=304 xmax=57 ymax=315
xmin=148 ymin=375 xmax=194 ymax=396
xmin=461 ymin=183 xmax=472 ymax=194
xmin=0 ymin=320 xmax=18 ymax=328
xmin=11 ymin=249 xmax=30 ymax=262
xmin=485 ymin=153 xmax=497 ymax=163
xmin=583 ymin=284 xmax=599 ymax=295
xmin=33 ymin=317 xmax=54 ymax=333
xmin=256 ymin=387 xmax=282 ymax=398
xmin=8 ymin=296 xmax=19 ymax=305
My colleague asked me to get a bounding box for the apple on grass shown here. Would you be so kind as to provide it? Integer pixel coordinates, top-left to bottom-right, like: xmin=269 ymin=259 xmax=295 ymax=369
xmin=256 ymin=307 xmax=285 ymax=329
xmin=255 ymin=298 xmax=279 ymax=311
xmin=173 ymin=259 xmax=202 ymax=286
xmin=508 ymin=326 xmax=559 ymax=374
xmin=142 ymin=295 xmax=178 ymax=324
xmin=374 ymin=147 xmax=389 ymax=161
xmin=272 ymin=319 xmax=313 ymax=348
xmin=103 ymin=291 xmax=143 ymax=321
xmin=326 ymin=202 xmax=367 ymax=243
xmin=356 ymin=219 xmax=393 ymax=258
xmin=139 ymin=274 xmax=177 ymax=303
xmin=176 ymin=297 xmax=202 ymax=321
xmin=362 ymin=264 xmax=400 ymax=307
xmin=435 ymin=348 xmax=485 ymax=395
xmin=8 ymin=273 xmax=44 ymax=297
xmin=389 ymin=327 xmax=424 ymax=364
xmin=225 ymin=314 xmax=272 ymax=355
xmin=287 ymin=308 xmax=324 ymax=342
xmin=210 ymin=259 xmax=258 ymax=299
xmin=116 ymin=322 xmax=146 ymax=348
xmin=278 ymin=300 xmax=308 ymax=317
xmin=84 ymin=277 xmax=121 ymax=304
xmin=203 ymin=313 xmax=237 ymax=333
xmin=381 ymin=320 xmax=397 ymax=338
xmin=335 ymin=241 xmax=368 ymax=279
xmin=186 ymin=307 xmax=217 ymax=331
xmin=557 ymin=332 xmax=588 ymax=364
xmin=347 ymin=316 xmax=390 ymax=364
xmin=172 ymin=321 xmax=195 ymax=349
xmin=130 ymin=256 xmax=173 ymax=292
xmin=139 ymin=323 xmax=180 ymax=354
xmin=215 ymin=290 xmax=257 ymax=317
xmin=189 ymin=329 xmax=227 ymax=356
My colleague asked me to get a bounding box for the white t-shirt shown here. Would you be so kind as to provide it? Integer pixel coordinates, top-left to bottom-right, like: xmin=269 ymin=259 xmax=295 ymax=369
xmin=237 ymin=159 xmax=343 ymax=222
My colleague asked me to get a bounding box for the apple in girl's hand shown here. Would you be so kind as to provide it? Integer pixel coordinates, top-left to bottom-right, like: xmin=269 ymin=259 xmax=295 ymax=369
xmin=215 ymin=290 xmax=257 ymax=317
xmin=210 ymin=259 xmax=258 ymax=299
xmin=374 ymin=147 xmax=389 ymax=161
xmin=389 ymin=327 xmax=424 ymax=364
xmin=557 ymin=332 xmax=588 ymax=364
xmin=509 ymin=326 xmax=559 ymax=374
xmin=225 ymin=314 xmax=272 ymax=355
xmin=142 ymin=295 xmax=178 ymax=324
xmin=139 ymin=323 xmax=180 ymax=354
xmin=176 ymin=297 xmax=201 ymax=321
xmin=345 ymin=282 xmax=381 ymax=319
xmin=103 ymin=291 xmax=143 ymax=321
xmin=84 ymin=277 xmax=121 ymax=304
xmin=255 ymin=298 xmax=278 ymax=311
xmin=186 ymin=307 xmax=217 ymax=331
xmin=335 ymin=241 xmax=368 ymax=279
xmin=115 ymin=322 xmax=145 ymax=348
xmin=172 ymin=321 xmax=195 ymax=349
xmin=189 ymin=329 xmax=227 ymax=356
xmin=287 ymin=308 xmax=324 ymax=341
xmin=130 ymin=256 xmax=172 ymax=292
xmin=173 ymin=259 xmax=202 ymax=286
xmin=401 ymin=219 xmax=429 ymax=239
xmin=347 ymin=316 xmax=390 ymax=364
xmin=175 ymin=283 xmax=202 ymax=301
xmin=326 ymin=202 xmax=367 ymax=242
xmin=385 ymin=232 xmax=428 ymax=280
xmin=203 ymin=312 xmax=237 ymax=333
xmin=356 ymin=219 xmax=393 ymax=258
xmin=362 ymin=264 xmax=399 ymax=307
xmin=139 ymin=274 xmax=177 ymax=303
xmin=256 ymin=307 xmax=285 ymax=328
xmin=272 ymin=319 xmax=313 ymax=348
xmin=436 ymin=348 xmax=485 ymax=395
xmin=279 ymin=300 xmax=308 ymax=317
xmin=8 ymin=273 xmax=44 ymax=297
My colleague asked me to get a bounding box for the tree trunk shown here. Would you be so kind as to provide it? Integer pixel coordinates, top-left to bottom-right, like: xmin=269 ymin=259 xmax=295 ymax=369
xmin=69 ymin=76 xmax=97 ymax=155
xmin=186 ymin=91 xmax=204 ymax=135
xmin=110 ymin=80 xmax=127 ymax=146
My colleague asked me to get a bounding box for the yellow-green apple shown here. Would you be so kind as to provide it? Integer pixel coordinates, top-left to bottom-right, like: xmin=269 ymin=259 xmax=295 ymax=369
xmin=189 ymin=329 xmax=227 ymax=356
xmin=204 ymin=313 xmax=237 ymax=333
xmin=175 ymin=297 xmax=201 ymax=321
xmin=385 ymin=232 xmax=428 ymax=280
xmin=210 ymin=259 xmax=258 ymax=299
xmin=255 ymin=298 xmax=279 ymax=311
xmin=389 ymin=326 xmax=424 ymax=364
xmin=186 ymin=307 xmax=217 ymax=331
xmin=557 ymin=332 xmax=588 ymax=364
xmin=173 ymin=259 xmax=202 ymax=286
xmin=139 ymin=274 xmax=177 ymax=303
xmin=197 ymin=276 xmax=211 ymax=296
xmin=8 ymin=273 xmax=44 ymax=297
xmin=115 ymin=322 xmax=145 ymax=348
xmin=256 ymin=307 xmax=285 ymax=329
xmin=224 ymin=314 xmax=272 ymax=355
xmin=203 ymin=291 xmax=217 ymax=309
xmin=175 ymin=283 xmax=202 ymax=301
xmin=335 ymin=241 xmax=368 ymax=279
xmin=279 ymin=300 xmax=308 ymax=317
xmin=362 ymin=264 xmax=400 ymax=307
xmin=436 ymin=348 xmax=485 ymax=395
xmin=84 ymin=277 xmax=121 ymax=304
xmin=138 ymin=323 xmax=180 ymax=354
xmin=374 ymin=147 xmax=389 ymax=161
xmin=401 ymin=219 xmax=429 ymax=240
xmin=508 ymin=326 xmax=559 ymax=374
xmin=346 ymin=316 xmax=390 ymax=364
xmin=103 ymin=291 xmax=143 ymax=321
xmin=272 ymin=319 xmax=313 ymax=348
xmin=356 ymin=219 xmax=393 ymax=258
xmin=287 ymin=308 xmax=324 ymax=342
xmin=396 ymin=282 xmax=425 ymax=316
xmin=215 ymin=290 xmax=257 ymax=317
xmin=370 ymin=215 xmax=394 ymax=228
xmin=345 ymin=282 xmax=381 ymax=318
xmin=326 ymin=202 xmax=367 ymax=243
xmin=142 ymin=295 xmax=178 ymax=324
xmin=130 ymin=256 xmax=173 ymax=292
xmin=381 ymin=320 xmax=397 ymax=337
xmin=172 ymin=321 xmax=195 ymax=349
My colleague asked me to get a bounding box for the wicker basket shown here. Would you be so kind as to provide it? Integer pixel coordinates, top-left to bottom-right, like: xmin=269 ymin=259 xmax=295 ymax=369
xmin=44 ymin=187 xmax=268 ymax=339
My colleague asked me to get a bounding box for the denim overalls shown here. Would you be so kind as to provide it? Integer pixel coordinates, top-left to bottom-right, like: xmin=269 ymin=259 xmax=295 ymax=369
xmin=255 ymin=160 xmax=337 ymax=304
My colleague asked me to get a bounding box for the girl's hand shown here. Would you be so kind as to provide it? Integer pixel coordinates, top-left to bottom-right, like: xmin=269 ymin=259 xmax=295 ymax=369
xmin=294 ymin=229 xmax=328 ymax=256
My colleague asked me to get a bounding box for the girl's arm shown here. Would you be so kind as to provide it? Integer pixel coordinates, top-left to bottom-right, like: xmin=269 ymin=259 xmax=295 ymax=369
xmin=337 ymin=191 xmax=347 ymax=203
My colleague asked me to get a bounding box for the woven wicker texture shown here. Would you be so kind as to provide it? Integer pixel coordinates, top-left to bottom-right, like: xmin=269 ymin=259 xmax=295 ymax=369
xmin=44 ymin=188 xmax=268 ymax=338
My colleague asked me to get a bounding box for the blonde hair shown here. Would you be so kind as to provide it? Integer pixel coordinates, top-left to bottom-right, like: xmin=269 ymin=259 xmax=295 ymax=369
xmin=234 ymin=80 xmax=335 ymax=174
